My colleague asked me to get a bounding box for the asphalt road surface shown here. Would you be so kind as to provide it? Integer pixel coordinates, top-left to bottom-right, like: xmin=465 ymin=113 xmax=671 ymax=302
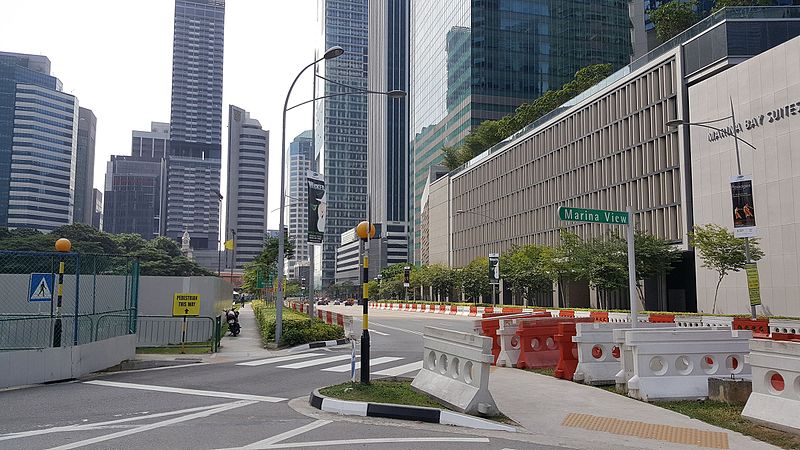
xmin=0 ymin=306 xmax=568 ymax=450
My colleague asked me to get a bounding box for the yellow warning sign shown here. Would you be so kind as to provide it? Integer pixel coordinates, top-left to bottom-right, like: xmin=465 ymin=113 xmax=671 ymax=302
xmin=173 ymin=293 xmax=201 ymax=316
xmin=745 ymin=263 xmax=761 ymax=306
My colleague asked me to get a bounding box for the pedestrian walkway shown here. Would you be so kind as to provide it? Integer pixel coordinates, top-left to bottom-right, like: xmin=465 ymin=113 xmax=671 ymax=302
xmin=488 ymin=367 xmax=777 ymax=450
xmin=211 ymin=303 xmax=277 ymax=363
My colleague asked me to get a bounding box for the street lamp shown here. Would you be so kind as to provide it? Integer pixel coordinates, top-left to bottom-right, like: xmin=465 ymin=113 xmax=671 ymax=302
xmin=276 ymin=47 xmax=409 ymax=345
xmin=667 ymin=98 xmax=759 ymax=318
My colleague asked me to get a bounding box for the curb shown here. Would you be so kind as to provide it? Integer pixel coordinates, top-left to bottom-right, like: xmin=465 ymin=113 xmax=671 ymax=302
xmin=290 ymin=338 xmax=350 ymax=352
xmin=308 ymin=389 xmax=515 ymax=432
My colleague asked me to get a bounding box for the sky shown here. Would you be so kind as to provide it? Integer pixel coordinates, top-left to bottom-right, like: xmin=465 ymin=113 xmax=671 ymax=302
xmin=0 ymin=0 xmax=320 ymax=234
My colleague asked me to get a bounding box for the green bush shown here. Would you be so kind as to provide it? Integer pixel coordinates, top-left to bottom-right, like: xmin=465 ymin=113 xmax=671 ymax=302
xmin=251 ymin=300 xmax=344 ymax=347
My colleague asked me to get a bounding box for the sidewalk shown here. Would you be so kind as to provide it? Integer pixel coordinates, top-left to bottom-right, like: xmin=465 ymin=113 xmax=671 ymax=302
xmin=488 ymin=367 xmax=777 ymax=450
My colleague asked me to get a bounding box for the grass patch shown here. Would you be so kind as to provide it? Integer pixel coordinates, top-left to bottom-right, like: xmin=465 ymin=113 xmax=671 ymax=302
xmin=136 ymin=344 xmax=212 ymax=354
xmin=525 ymin=367 xmax=556 ymax=377
xmin=654 ymin=400 xmax=800 ymax=449
xmin=320 ymin=380 xmax=443 ymax=409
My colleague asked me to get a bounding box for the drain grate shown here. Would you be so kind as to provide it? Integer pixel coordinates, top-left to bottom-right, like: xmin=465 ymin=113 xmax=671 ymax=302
xmin=561 ymin=412 xmax=729 ymax=449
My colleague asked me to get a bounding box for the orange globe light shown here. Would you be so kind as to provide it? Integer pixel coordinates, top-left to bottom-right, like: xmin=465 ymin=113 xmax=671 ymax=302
xmin=54 ymin=238 xmax=72 ymax=252
xmin=355 ymin=221 xmax=376 ymax=240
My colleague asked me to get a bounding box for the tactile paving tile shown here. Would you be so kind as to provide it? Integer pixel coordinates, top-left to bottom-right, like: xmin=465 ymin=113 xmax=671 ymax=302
xmin=561 ymin=412 xmax=729 ymax=449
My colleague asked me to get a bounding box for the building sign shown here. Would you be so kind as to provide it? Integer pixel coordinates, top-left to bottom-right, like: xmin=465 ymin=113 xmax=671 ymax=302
xmin=307 ymin=171 xmax=325 ymax=244
xmin=730 ymin=175 xmax=757 ymax=238
xmin=558 ymin=206 xmax=628 ymax=225
xmin=745 ymin=263 xmax=761 ymax=306
xmin=708 ymin=99 xmax=799 ymax=143
xmin=488 ymin=253 xmax=500 ymax=284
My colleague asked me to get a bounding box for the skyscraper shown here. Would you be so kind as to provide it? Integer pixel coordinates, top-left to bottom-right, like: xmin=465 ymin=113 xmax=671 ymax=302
xmin=287 ymin=130 xmax=313 ymax=280
xmin=163 ymin=0 xmax=225 ymax=250
xmin=410 ymin=0 xmax=633 ymax=260
xmin=317 ymin=0 xmax=370 ymax=288
xmin=74 ymin=107 xmax=96 ymax=225
xmin=368 ymin=0 xmax=411 ymax=269
xmin=91 ymin=188 xmax=103 ymax=230
xmin=0 ymin=52 xmax=78 ymax=231
xmin=225 ymin=105 xmax=269 ymax=269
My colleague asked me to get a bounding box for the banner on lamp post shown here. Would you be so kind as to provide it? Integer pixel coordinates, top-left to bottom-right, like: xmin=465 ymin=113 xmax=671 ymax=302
xmin=488 ymin=253 xmax=500 ymax=284
xmin=307 ymin=171 xmax=326 ymax=244
xmin=730 ymin=175 xmax=757 ymax=238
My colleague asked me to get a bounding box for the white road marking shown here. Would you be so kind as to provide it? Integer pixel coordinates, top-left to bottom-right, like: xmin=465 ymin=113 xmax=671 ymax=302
xmin=237 ymin=437 xmax=490 ymax=449
xmin=370 ymin=330 xmax=389 ymax=336
xmin=276 ymin=354 xmax=352 ymax=369
xmin=0 ymin=404 xmax=223 ymax=442
xmin=368 ymin=321 xmax=423 ymax=336
xmin=236 ymin=353 xmax=323 ymax=366
xmin=372 ymin=361 xmax=423 ymax=377
xmin=241 ymin=419 xmax=332 ymax=449
xmin=47 ymin=400 xmax=256 ymax=450
xmin=84 ymin=380 xmax=286 ymax=403
xmin=321 ymin=356 xmax=402 ymax=372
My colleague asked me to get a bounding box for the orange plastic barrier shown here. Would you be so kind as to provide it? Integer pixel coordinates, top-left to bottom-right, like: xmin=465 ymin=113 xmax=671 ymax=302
xmin=469 ymin=306 xmax=478 ymax=317
xmin=484 ymin=307 xmax=494 ymax=314
xmin=554 ymin=322 xmax=583 ymax=380
xmin=648 ymin=314 xmax=675 ymax=323
xmin=559 ymin=310 xmax=575 ymax=318
xmin=502 ymin=307 xmax=523 ymax=314
xmin=515 ymin=317 xmax=591 ymax=369
xmin=733 ymin=317 xmax=770 ymax=338
xmin=771 ymin=332 xmax=800 ymax=341
xmin=450 ymin=305 xmax=458 ymax=315
xmin=590 ymin=311 xmax=609 ymax=322
xmin=476 ymin=312 xmax=550 ymax=364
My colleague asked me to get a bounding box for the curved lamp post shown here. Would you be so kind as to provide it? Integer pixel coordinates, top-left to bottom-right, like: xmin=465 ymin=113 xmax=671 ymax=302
xmin=276 ymin=46 xmax=407 ymax=345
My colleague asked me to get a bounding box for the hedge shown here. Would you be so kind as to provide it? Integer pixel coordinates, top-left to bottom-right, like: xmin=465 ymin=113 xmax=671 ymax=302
xmin=251 ymin=300 xmax=344 ymax=347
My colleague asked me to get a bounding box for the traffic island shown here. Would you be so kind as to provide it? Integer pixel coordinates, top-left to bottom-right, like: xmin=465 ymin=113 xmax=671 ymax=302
xmin=310 ymin=380 xmax=516 ymax=432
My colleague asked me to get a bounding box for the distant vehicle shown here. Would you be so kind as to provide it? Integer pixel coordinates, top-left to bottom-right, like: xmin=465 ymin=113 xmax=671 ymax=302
xmin=317 ymin=299 xmax=329 ymax=305
xmin=333 ymin=300 xmax=341 ymax=305
xmin=343 ymin=299 xmax=354 ymax=306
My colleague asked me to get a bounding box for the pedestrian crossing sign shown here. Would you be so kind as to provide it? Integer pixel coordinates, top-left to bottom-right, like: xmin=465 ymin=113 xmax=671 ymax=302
xmin=29 ymin=273 xmax=54 ymax=302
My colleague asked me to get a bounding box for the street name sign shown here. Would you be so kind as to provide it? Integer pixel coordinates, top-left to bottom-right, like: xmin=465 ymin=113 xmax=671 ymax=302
xmin=172 ymin=293 xmax=200 ymax=316
xmin=558 ymin=206 xmax=628 ymax=224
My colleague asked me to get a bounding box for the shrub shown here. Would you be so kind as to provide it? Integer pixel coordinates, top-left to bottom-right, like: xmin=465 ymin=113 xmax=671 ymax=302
xmin=251 ymin=300 xmax=344 ymax=347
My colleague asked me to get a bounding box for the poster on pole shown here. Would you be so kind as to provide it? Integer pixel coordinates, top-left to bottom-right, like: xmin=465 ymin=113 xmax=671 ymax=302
xmin=745 ymin=263 xmax=761 ymax=306
xmin=488 ymin=253 xmax=500 ymax=284
xmin=730 ymin=175 xmax=757 ymax=238
xmin=307 ymin=171 xmax=326 ymax=244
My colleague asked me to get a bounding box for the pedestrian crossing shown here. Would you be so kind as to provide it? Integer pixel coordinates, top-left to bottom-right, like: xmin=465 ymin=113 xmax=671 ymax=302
xmin=236 ymin=352 xmax=422 ymax=377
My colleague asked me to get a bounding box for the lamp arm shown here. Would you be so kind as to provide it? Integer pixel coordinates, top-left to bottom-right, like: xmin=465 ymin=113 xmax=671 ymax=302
xmin=287 ymin=90 xmax=391 ymax=112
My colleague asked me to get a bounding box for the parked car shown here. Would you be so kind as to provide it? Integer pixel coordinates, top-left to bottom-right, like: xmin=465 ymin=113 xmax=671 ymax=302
xmin=333 ymin=300 xmax=341 ymax=305
xmin=344 ymin=299 xmax=354 ymax=306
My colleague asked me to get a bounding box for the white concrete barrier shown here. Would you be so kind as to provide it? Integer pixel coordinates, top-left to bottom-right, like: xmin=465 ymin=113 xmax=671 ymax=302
xmin=411 ymin=326 xmax=498 ymax=415
xmin=742 ymin=338 xmax=800 ymax=433
xmin=624 ymin=329 xmax=752 ymax=401
xmin=702 ymin=316 xmax=733 ymax=328
xmin=769 ymin=319 xmax=800 ymax=336
xmin=575 ymin=310 xmax=591 ymax=318
xmin=675 ymin=316 xmax=703 ymax=328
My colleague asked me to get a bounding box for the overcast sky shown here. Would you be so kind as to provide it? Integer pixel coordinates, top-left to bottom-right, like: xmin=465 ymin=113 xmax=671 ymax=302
xmin=0 ymin=0 xmax=320 ymax=233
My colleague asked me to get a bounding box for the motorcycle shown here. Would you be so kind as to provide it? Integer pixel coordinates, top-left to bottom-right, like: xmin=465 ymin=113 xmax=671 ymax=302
xmin=225 ymin=309 xmax=241 ymax=336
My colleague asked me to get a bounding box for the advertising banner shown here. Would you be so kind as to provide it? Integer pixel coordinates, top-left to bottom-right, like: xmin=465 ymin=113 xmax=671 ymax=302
xmin=488 ymin=253 xmax=500 ymax=284
xmin=730 ymin=175 xmax=757 ymax=238
xmin=307 ymin=171 xmax=325 ymax=244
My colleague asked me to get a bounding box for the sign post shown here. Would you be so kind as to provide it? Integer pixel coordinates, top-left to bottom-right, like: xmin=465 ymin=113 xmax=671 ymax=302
xmin=558 ymin=206 xmax=638 ymax=326
xmin=172 ymin=293 xmax=200 ymax=353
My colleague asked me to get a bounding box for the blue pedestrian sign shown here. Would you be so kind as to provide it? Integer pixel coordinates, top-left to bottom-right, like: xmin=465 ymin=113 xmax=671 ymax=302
xmin=29 ymin=273 xmax=54 ymax=302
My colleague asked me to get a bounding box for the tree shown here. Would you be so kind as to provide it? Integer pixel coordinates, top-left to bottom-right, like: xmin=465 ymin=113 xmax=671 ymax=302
xmin=650 ymin=1 xmax=699 ymax=44
xmin=461 ymin=257 xmax=491 ymax=302
xmin=713 ymin=0 xmax=776 ymax=13
xmin=241 ymin=236 xmax=294 ymax=294
xmin=633 ymin=231 xmax=682 ymax=304
xmin=500 ymin=244 xmax=555 ymax=306
xmin=689 ymin=223 xmax=764 ymax=313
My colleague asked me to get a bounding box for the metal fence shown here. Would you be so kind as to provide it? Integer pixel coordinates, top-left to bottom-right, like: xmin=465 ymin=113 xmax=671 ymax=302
xmin=0 ymin=251 xmax=139 ymax=350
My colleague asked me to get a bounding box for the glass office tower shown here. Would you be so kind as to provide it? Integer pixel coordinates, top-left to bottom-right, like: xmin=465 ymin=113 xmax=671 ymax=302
xmin=411 ymin=0 xmax=633 ymax=260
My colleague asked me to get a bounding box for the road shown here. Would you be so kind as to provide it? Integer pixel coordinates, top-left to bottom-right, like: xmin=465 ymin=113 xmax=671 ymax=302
xmin=0 ymin=305 xmax=566 ymax=450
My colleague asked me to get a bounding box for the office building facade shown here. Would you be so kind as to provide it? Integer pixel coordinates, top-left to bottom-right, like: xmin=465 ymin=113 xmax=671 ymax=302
xmin=423 ymin=7 xmax=800 ymax=314
xmin=0 ymin=52 xmax=78 ymax=231
xmin=317 ymin=0 xmax=370 ymax=287
xmin=367 ymin=0 xmax=411 ymax=271
xmin=103 ymin=155 xmax=163 ymax=238
xmin=74 ymin=107 xmax=96 ymax=225
xmin=91 ymin=188 xmax=102 ymax=230
xmin=225 ymin=105 xmax=269 ymax=269
xmin=288 ymin=130 xmax=313 ymax=280
xmin=163 ymin=0 xmax=225 ymax=250
xmin=411 ymin=0 xmax=634 ymax=261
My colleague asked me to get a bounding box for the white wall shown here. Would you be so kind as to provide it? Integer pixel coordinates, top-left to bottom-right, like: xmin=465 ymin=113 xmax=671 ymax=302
xmin=137 ymin=276 xmax=233 ymax=317
xmin=689 ymin=35 xmax=800 ymax=316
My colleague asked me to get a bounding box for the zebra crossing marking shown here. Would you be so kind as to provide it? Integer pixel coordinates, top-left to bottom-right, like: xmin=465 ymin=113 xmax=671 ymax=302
xmin=277 ymin=354 xmax=353 ymax=369
xmin=372 ymin=360 xmax=423 ymax=377
xmin=236 ymin=353 xmax=324 ymax=367
xmin=321 ymin=356 xmax=403 ymax=372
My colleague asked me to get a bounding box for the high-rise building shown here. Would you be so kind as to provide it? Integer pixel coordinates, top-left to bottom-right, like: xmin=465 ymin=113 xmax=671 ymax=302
xmin=410 ymin=0 xmax=634 ymax=261
xmin=74 ymin=107 xmax=96 ymax=225
xmin=163 ymin=0 xmax=225 ymax=250
xmin=103 ymin=155 xmax=163 ymax=238
xmin=91 ymin=188 xmax=103 ymax=230
xmin=367 ymin=0 xmax=411 ymax=270
xmin=225 ymin=105 xmax=269 ymax=269
xmin=0 ymin=52 xmax=78 ymax=231
xmin=287 ymin=130 xmax=313 ymax=280
xmin=316 ymin=0 xmax=370 ymax=288
xmin=132 ymin=121 xmax=169 ymax=159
